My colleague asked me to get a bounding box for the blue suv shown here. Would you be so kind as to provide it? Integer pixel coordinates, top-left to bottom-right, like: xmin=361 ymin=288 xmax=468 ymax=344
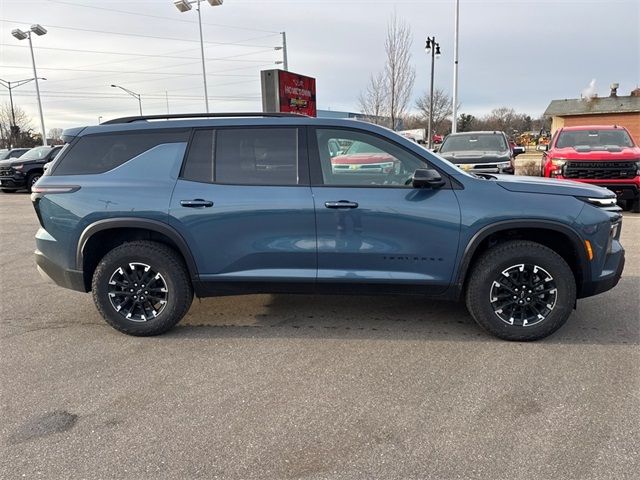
xmin=31 ymin=113 xmax=625 ymax=340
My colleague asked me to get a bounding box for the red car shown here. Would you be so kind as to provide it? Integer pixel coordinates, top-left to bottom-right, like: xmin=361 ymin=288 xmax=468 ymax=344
xmin=542 ymin=125 xmax=640 ymax=212
xmin=331 ymin=141 xmax=400 ymax=174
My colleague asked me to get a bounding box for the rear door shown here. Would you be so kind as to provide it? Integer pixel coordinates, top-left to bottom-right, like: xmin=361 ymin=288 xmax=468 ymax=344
xmin=169 ymin=126 xmax=316 ymax=288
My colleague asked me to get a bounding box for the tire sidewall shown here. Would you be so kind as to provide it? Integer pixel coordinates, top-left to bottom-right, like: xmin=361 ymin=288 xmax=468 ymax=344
xmin=92 ymin=243 xmax=191 ymax=335
xmin=468 ymin=245 xmax=576 ymax=341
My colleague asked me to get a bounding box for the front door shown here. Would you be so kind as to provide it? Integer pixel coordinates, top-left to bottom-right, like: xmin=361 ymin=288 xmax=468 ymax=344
xmin=310 ymin=127 xmax=461 ymax=294
xmin=169 ymin=126 xmax=316 ymax=288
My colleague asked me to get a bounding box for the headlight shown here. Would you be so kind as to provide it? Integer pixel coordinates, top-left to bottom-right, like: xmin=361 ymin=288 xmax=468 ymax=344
xmin=636 ymin=160 xmax=640 ymax=175
xmin=551 ymin=158 xmax=567 ymax=167
xmin=12 ymin=164 xmax=24 ymax=171
xmin=497 ymin=161 xmax=511 ymax=168
xmin=578 ymin=196 xmax=619 ymax=209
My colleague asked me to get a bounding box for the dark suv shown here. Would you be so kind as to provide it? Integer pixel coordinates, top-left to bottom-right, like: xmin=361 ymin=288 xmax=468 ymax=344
xmin=32 ymin=113 xmax=625 ymax=341
xmin=437 ymin=131 xmax=524 ymax=174
xmin=0 ymin=145 xmax=63 ymax=193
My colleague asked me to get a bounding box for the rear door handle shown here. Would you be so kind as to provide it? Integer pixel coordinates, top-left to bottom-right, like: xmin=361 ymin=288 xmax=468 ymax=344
xmin=324 ymin=200 xmax=359 ymax=209
xmin=181 ymin=199 xmax=214 ymax=208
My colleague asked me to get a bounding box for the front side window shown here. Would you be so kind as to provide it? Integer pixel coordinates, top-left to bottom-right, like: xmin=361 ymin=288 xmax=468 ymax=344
xmin=315 ymin=129 xmax=427 ymax=187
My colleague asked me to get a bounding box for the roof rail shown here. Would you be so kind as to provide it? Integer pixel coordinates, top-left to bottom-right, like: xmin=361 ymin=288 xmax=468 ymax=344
xmin=101 ymin=112 xmax=308 ymax=125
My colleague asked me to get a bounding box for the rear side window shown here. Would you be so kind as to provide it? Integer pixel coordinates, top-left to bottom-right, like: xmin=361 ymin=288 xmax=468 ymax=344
xmin=181 ymin=128 xmax=299 ymax=185
xmin=52 ymin=130 xmax=189 ymax=175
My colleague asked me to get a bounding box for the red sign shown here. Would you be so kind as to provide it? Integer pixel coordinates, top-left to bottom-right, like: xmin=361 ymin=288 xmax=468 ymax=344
xmin=278 ymin=71 xmax=316 ymax=117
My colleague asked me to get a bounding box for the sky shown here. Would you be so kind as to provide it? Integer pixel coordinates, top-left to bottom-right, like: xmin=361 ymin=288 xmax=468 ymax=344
xmin=1 ymin=0 xmax=638 ymax=132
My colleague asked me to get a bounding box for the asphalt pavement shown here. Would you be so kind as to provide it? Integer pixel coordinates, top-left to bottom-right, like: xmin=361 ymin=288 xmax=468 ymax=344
xmin=1 ymin=192 xmax=638 ymax=479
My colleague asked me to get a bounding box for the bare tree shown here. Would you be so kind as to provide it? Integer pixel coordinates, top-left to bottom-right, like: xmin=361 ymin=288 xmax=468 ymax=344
xmin=0 ymin=103 xmax=33 ymax=148
xmin=384 ymin=13 xmax=415 ymax=130
xmin=415 ymin=88 xmax=457 ymax=135
xmin=48 ymin=128 xmax=64 ymax=141
xmin=358 ymin=72 xmax=388 ymax=126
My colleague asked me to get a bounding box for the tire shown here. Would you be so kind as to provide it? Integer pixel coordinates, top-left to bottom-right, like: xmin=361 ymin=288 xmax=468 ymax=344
xmin=91 ymin=241 xmax=193 ymax=336
xmin=27 ymin=172 xmax=41 ymax=193
xmin=1 ymin=189 xmax=17 ymax=193
xmin=465 ymin=240 xmax=576 ymax=341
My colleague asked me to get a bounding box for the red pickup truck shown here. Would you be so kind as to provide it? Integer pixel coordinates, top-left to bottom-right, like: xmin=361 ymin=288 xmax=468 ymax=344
xmin=542 ymin=125 xmax=640 ymax=212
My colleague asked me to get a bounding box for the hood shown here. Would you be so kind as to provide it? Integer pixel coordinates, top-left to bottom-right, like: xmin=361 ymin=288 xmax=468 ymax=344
xmin=440 ymin=150 xmax=510 ymax=164
xmin=550 ymin=146 xmax=640 ymax=161
xmin=0 ymin=159 xmax=15 ymax=168
xmin=494 ymin=174 xmax=615 ymax=198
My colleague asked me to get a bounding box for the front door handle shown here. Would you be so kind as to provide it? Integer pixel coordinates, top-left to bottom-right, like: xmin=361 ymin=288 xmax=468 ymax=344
xmin=325 ymin=200 xmax=359 ymax=209
xmin=181 ymin=199 xmax=214 ymax=208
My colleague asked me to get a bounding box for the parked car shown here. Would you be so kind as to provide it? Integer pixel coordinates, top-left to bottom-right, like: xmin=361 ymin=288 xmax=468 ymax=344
xmin=32 ymin=113 xmax=624 ymax=341
xmin=0 ymin=148 xmax=30 ymax=160
xmin=436 ymin=131 xmax=524 ymax=174
xmin=330 ymin=140 xmax=401 ymax=174
xmin=542 ymin=125 xmax=640 ymax=212
xmin=0 ymin=145 xmax=63 ymax=193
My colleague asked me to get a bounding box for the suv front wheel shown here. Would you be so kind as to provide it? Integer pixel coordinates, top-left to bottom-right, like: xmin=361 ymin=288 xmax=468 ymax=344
xmin=92 ymin=241 xmax=193 ymax=336
xmin=465 ymin=240 xmax=576 ymax=341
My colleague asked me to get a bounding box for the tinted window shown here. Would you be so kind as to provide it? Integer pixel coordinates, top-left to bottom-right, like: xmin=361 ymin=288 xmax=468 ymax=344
xmin=215 ymin=128 xmax=298 ymax=185
xmin=18 ymin=146 xmax=55 ymax=161
xmin=182 ymin=130 xmax=215 ymax=183
xmin=315 ymin=129 xmax=427 ymax=187
xmin=52 ymin=130 xmax=189 ymax=175
xmin=556 ymin=129 xmax=634 ymax=149
xmin=440 ymin=133 xmax=507 ymax=153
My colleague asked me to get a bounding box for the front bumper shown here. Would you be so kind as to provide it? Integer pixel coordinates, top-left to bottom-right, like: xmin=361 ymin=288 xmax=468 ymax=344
xmin=554 ymin=176 xmax=640 ymax=200
xmin=0 ymin=174 xmax=26 ymax=189
xmin=579 ymin=241 xmax=625 ymax=298
xmin=35 ymin=249 xmax=87 ymax=292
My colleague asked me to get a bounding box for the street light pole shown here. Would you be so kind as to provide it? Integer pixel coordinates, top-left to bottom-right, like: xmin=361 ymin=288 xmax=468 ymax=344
xmin=196 ymin=0 xmax=210 ymax=113
xmin=11 ymin=25 xmax=48 ymax=146
xmin=281 ymin=32 xmax=288 ymax=71
xmin=0 ymin=77 xmax=46 ymax=147
xmin=451 ymin=0 xmax=460 ymax=133
xmin=173 ymin=0 xmax=224 ymax=113
xmin=425 ymin=37 xmax=441 ymax=150
xmin=111 ymin=84 xmax=143 ymax=115
xmin=27 ymin=33 xmax=47 ymax=145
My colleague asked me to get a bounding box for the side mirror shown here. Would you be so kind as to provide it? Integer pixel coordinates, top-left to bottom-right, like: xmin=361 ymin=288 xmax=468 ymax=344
xmin=513 ymin=146 xmax=525 ymax=156
xmin=412 ymin=168 xmax=445 ymax=189
xmin=432 ymin=146 xmax=439 ymax=153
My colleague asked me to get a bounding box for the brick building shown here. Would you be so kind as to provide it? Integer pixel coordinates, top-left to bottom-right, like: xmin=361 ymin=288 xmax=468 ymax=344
xmin=544 ymin=85 xmax=640 ymax=142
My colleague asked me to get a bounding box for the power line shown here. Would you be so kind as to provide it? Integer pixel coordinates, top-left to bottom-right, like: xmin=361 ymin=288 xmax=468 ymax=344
xmin=0 ymin=18 xmax=277 ymax=49
xmin=0 ymin=65 xmax=264 ymax=77
xmin=43 ymin=0 xmax=281 ymax=34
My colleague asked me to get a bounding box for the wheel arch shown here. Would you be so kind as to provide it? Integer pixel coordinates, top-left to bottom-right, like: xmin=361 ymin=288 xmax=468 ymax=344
xmin=454 ymin=220 xmax=590 ymax=298
xmin=77 ymin=218 xmax=198 ymax=291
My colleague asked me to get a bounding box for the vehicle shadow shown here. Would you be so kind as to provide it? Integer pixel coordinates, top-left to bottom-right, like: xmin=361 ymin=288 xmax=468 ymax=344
xmin=173 ymin=276 xmax=639 ymax=346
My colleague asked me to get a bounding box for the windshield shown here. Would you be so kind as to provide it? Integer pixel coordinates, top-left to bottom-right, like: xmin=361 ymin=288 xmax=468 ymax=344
xmin=556 ymin=129 xmax=634 ymax=149
xmin=440 ymin=134 xmax=507 ymax=153
xmin=18 ymin=146 xmax=54 ymax=161
xmin=345 ymin=141 xmax=384 ymax=155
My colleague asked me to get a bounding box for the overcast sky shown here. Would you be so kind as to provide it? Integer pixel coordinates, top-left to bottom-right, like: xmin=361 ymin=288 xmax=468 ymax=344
xmin=1 ymin=0 xmax=638 ymax=131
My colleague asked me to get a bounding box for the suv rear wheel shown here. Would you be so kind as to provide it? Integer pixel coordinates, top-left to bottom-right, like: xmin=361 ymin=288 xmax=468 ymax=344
xmin=91 ymin=241 xmax=193 ymax=336
xmin=465 ymin=240 xmax=576 ymax=341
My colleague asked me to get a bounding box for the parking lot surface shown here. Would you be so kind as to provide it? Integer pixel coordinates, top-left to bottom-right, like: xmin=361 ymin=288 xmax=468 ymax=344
xmin=1 ymin=192 xmax=638 ymax=479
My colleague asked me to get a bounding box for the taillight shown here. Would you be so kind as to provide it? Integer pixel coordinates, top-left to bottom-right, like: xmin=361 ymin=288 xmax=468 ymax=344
xmin=31 ymin=185 xmax=80 ymax=194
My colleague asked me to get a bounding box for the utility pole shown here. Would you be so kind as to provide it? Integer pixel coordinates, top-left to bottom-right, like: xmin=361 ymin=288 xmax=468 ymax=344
xmin=165 ymin=91 xmax=170 ymax=114
xmin=0 ymin=77 xmax=45 ymax=147
xmin=281 ymin=31 xmax=289 ymax=71
xmin=451 ymin=0 xmax=460 ymax=133
xmin=28 ymin=33 xmax=47 ymax=145
xmin=425 ymin=37 xmax=441 ymax=150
